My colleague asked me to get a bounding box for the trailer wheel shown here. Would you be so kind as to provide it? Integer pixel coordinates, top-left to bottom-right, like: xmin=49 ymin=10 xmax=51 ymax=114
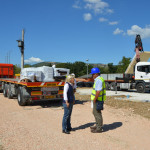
xmin=105 ymin=82 xmax=110 ymax=90
xmin=136 ymin=83 xmax=145 ymax=93
xmin=17 ymin=87 xmax=27 ymax=106
xmin=3 ymin=84 xmax=8 ymax=97
xmin=77 ymin=82 xmax=85 ymax=87
xmin=84 ymin=82 xmax=93 ymax=87
xmin=110 ymin=82 xmax=116 ymax=91
xmin=7 ymin=84 xmax=13 ymax=99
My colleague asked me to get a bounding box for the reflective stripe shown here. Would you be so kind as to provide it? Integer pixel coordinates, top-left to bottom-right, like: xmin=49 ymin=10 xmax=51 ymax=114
xmin=91 ymin=93 xmax=106 ymax=97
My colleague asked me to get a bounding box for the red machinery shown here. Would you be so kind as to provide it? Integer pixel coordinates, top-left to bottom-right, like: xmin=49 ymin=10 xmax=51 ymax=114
xmin=0 ymin=63 xmax=14 ymax=78
xmin=135 ymin=34 xmax=144 ymax=62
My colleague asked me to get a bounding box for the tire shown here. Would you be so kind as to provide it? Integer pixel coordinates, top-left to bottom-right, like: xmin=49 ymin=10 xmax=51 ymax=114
xmin=105 ymin=82 xmax=110 ymax=90
xmin=3 ymin=84 xmax=8 ymax=97
xmin=77 ymin=82 xmax=85 ymax=87
xmin=84 ymin=82 xmax=93 ymax=87
xmin=17 ymin=87 xmax=27 ymax=106
xmin=7 ymin=84 xmax=13 ymax=99
xmin=110 ymin=82 xmax=116 ymax=91
xmin=136 ymin=83 xmax=145 ymax=93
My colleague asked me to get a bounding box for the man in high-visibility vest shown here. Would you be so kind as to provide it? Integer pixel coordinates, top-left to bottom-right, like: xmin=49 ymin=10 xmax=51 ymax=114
xmin=90 ymin=67 xmax=106 ymax=133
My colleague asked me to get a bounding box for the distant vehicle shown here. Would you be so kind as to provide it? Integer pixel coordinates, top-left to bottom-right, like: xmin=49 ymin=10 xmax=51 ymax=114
xmin=0 ymin=63 xmax=14 ymax=78
xmin=101 ymin=61 xmax=150 ymax=93
xmin=0 ymin=63 xmax=14 ymax=91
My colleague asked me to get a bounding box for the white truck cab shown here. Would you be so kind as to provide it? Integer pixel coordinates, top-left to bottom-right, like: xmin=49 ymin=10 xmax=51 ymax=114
xmin=134 ymin=62 xmax=150 ymax=92
xmin=135 ymin=62 xmax=150 ymax=82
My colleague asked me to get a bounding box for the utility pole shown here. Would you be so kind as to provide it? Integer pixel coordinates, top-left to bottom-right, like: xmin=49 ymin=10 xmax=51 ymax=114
xmin=86 ymin=59 xmax=89 ymax=79
xmin=17 ymin=29 xmax=24 ymax=70
xmin=21 ymin=29 xmax=24 ymax=70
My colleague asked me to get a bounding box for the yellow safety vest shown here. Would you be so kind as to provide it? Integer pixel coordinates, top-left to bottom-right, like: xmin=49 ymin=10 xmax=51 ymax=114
xmin=91 ymin=76 xmax=106 ymax=101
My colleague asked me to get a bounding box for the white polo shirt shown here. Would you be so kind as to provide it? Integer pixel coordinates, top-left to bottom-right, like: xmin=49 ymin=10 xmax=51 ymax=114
xmin=94 ymin=76 xmax=102 ymax=91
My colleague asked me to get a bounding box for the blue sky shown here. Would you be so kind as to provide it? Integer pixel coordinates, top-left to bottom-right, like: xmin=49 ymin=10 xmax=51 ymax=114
xmin=0 ymin=0 xmax=150 ymax=66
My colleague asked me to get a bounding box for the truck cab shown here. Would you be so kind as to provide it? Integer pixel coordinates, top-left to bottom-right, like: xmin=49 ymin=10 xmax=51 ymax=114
xmin=135 ymin=62 xmax=150 ymax=92
xmin=135 ymin=62 xmax=150 ymax=82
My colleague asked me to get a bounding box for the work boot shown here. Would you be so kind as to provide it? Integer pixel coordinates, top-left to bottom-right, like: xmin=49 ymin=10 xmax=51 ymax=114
xmin=90 ymin=126 xmax=96 ymax=130
xmin=91 ymin=129 xmax=103 ymax=133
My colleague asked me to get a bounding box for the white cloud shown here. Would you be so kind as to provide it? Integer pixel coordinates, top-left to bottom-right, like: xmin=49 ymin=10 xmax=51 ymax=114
xmin=72 ymin=0 xmax=81 ymax=9
xmin=109 ymin=21 xmax=118 ymax=25
xmin=84 ymin=0 xmax=113 ymax=14
xmin=113 ymin=28 xmax=124 ymax=35
xmin=127 ymin=25 xmax=150 ymax=39
xmin=106 ymin=8 xmax=114 ymax=14
xmin=24 ymin=57 xmax=44 ymax=64
xmin=83 ymin=13 xmax=92 ymax=21
xmin=99 ymin=17 xmax=108 ymax=22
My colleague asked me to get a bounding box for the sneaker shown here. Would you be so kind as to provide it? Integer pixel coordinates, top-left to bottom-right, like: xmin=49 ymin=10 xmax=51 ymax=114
xmin=62 ymin=130 xmax=70 ymax=134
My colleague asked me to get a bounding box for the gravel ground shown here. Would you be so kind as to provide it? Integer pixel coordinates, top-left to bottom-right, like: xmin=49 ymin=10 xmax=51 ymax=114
xmin=0 ymin=89 xmax=150 ymax=150
xmin=76 ymin=88 xmax=150 ymax=119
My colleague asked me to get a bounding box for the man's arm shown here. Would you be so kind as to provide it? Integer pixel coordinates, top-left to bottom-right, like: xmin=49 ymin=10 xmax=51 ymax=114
xmin=93 ymin=91 xmax=101 ymax=103
xmin=94 ymin=78 xmax=102 ymax=103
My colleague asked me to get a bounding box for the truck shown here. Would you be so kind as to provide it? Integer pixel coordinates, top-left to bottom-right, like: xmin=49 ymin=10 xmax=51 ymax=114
xmin=0 ymin=64 xmax=70 ymax=106
xmin=103 ymin=35 xmax=150 ymax=93
xmin=0 ymin=63 xmax=14 ymax=78
xmin=0 ymin=63 xmax=14 ymax=91
xmin=77 ymin=35 xmax=150 ymax=93
xmin=77 ymin=54 xmax=150 ymax=93
xmin=102 ymin=61 xmax=150 ymax=93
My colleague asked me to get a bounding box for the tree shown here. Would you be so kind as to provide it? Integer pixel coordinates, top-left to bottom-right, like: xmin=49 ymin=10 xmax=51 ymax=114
xmin=24 ymin=64 xmax=32 ymax=68
xmin=14 ymin=64 xmax=21 ymax=74
xmin=73 ymin=61 xmax=86 ymax=77
xmin=108 ymin=63 xmax=117 ymax=73
xmin=117 ymin=56 xmax=131 ymax=73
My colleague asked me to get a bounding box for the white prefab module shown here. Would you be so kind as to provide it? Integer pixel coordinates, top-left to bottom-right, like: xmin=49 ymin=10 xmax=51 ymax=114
xmin=20 ymin=66 xmax=70 ymax=82
xmin=54 ymin=68 xmax=70 ymax=78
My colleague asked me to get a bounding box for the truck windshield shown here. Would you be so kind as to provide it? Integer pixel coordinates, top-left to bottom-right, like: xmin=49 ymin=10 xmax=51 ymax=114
xmin=137 ymin=65 xmax=150 ymax=73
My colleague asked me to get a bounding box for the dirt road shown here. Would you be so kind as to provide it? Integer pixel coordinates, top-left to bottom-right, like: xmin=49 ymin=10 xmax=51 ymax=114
xmin=0 ymin=93 xmax=150 ymax=150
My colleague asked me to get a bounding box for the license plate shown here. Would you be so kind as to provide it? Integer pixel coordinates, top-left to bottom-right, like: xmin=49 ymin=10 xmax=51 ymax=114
xmin=31 ymin=91 xmax=42 ymax=96
xmin=41 ymin=87 xmax=59 ymax=91
xmin=45 ymin=95 xmax=55 ymax=99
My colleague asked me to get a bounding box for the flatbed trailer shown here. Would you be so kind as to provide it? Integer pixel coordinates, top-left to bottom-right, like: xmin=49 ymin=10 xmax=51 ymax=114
xmin=0 ymin=78 xmax=64 ymax=106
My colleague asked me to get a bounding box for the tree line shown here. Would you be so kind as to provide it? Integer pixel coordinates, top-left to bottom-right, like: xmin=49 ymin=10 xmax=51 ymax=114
xmin=14 ymin=56 xmax=131 ymax=78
